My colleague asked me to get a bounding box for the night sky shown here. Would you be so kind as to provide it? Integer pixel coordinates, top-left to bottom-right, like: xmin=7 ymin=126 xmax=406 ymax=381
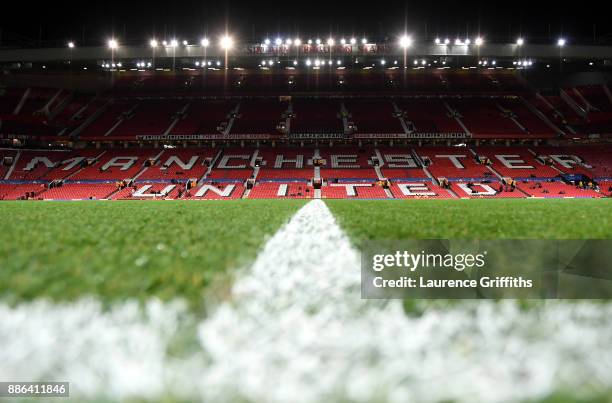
xmin=2 ymin=1 xmax=611 ymax=47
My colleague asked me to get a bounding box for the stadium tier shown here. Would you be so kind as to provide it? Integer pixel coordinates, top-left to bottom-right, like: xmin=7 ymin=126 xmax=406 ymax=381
xmin=1 ymin=145 xmax=610 ymax=199
xmin=0 ymin=70 xmax=610 ymax=142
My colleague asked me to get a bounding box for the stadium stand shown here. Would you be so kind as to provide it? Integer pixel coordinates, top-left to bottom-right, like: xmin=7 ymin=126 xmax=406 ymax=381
xmin=417 ymin=147 xmax=492 ymax=179
xmin=1 ymin=145 xmax=611 ymax=199
xmin=321 ymin=182 xmax=388 ymax=199
xmin=248 ymin=182 xmax=315 ymax=199
xmin=0 ymin=66 xmax=611 ymax=200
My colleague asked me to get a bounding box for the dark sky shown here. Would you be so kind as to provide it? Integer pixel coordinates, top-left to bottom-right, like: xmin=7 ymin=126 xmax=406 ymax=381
xmin=2 ymin=1 xmax=611 ymax=46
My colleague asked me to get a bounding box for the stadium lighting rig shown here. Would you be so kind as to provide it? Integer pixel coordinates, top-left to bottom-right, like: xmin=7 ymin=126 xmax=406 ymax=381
xmin=201 ymin=38 xmax=210 ymax=47
xmin=108 ymin=39 xmax=118 ymax=49
xmin=67 ymin=41 xmax=75 ymax=49
xmin=475 ymin=37 xmax=484 ymax=46
xmin=150 ymin=39 xmax=158 ymax=48
xmin=170 ymin=39 xmax=179 ymax=48
xmin=327 ymin=38 xmax=335 ymax=46
xmin=516 ymin=38 xmax=525 ymax=46
xmin=557 ymin=38 xmax=566 ymax=47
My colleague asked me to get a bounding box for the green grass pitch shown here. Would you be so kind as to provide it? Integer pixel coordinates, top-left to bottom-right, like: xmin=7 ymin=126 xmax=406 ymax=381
xmin=0 ymin=199 xmax=610 ymax=309
xmin=1 ymin=199 xmax=611 ymax=403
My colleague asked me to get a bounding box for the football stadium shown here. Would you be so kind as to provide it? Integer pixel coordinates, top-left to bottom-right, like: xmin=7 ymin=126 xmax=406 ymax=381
xmin=1 ymin=1 xmax=611 ymax=402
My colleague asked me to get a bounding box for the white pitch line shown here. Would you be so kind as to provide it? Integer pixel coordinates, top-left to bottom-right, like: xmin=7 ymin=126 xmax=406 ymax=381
xmin=197 ymin=200 xmax=612 ymax=403
xmin=0 ymin=200 xmax=611 ymax=402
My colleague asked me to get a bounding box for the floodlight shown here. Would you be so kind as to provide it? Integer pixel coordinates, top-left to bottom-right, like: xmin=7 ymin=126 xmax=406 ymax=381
xmin=475 ymin=37 xmax=483 ymax=46
xmin=350 ymin=38 xmax=356 ymax=44
xmin=399 ymin=35 xmax=412 ymax=48
xmin=516 ymin=38 xmax=524 ymax=46
xmin=201 ymin=38 xmax=210 ymax=47
xmin=108 ymin=39 xmax=118 ymax=49
xmin=327 ymin=38 xmax=334 ymax=46
xmin=68 ymin=41 xmax=75 ymax=48
xmin=150 ymin=39 xmax=158 ymax=48
xmin=294 ymin=38 xmax=302 ymax=46
xmin=170 ymin=39 xmax=179 ymax=47
xmin=220 ymin=35 xmax=233 ymax=49
xmin=275 ymin=38 xmax=282 ymax=45
xmin=557 ymin=38 xmax=566 ymax=47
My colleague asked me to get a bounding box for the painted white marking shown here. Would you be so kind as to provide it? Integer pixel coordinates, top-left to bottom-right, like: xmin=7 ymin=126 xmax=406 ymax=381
xmin=397 ymin=182 xmax=437 ymax=196
xmin=162 ymin=155 xmax=199 ymax=170
xmin=102 ymin=157 xmax=138 ymax=171
xmin=330 ymin=183 xmax=371 ymax=196
xmin=197 ymin=200 xmax=612 ymax=403
xmin=133 ymin=184 xmax=176 ymax=198
xmin=218 ymin=155 xmax=249 ymax=169
xmin=194 ymin=184 xmax=235 ymax=198
xmin=495 ymin=154 xmax=533 ymax=169
xmin=435 ymin=154 xmax=467 ymax=168
xmin=277 ymin=184 xmax=288 ymax=197
xmin=458 ymin=183 xmax=497 ymax=196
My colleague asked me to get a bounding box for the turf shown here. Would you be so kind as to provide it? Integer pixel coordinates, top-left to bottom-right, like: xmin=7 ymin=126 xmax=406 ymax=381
xmin=1 ymin=199 xmax=611 ymax=403
xmin=327 ymin=199 xmax=612 ymax=242
xmin=0 ymin=200 xmax=306 ymax=308
xmin=1 ymin=199 xmax=610 ymax=308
